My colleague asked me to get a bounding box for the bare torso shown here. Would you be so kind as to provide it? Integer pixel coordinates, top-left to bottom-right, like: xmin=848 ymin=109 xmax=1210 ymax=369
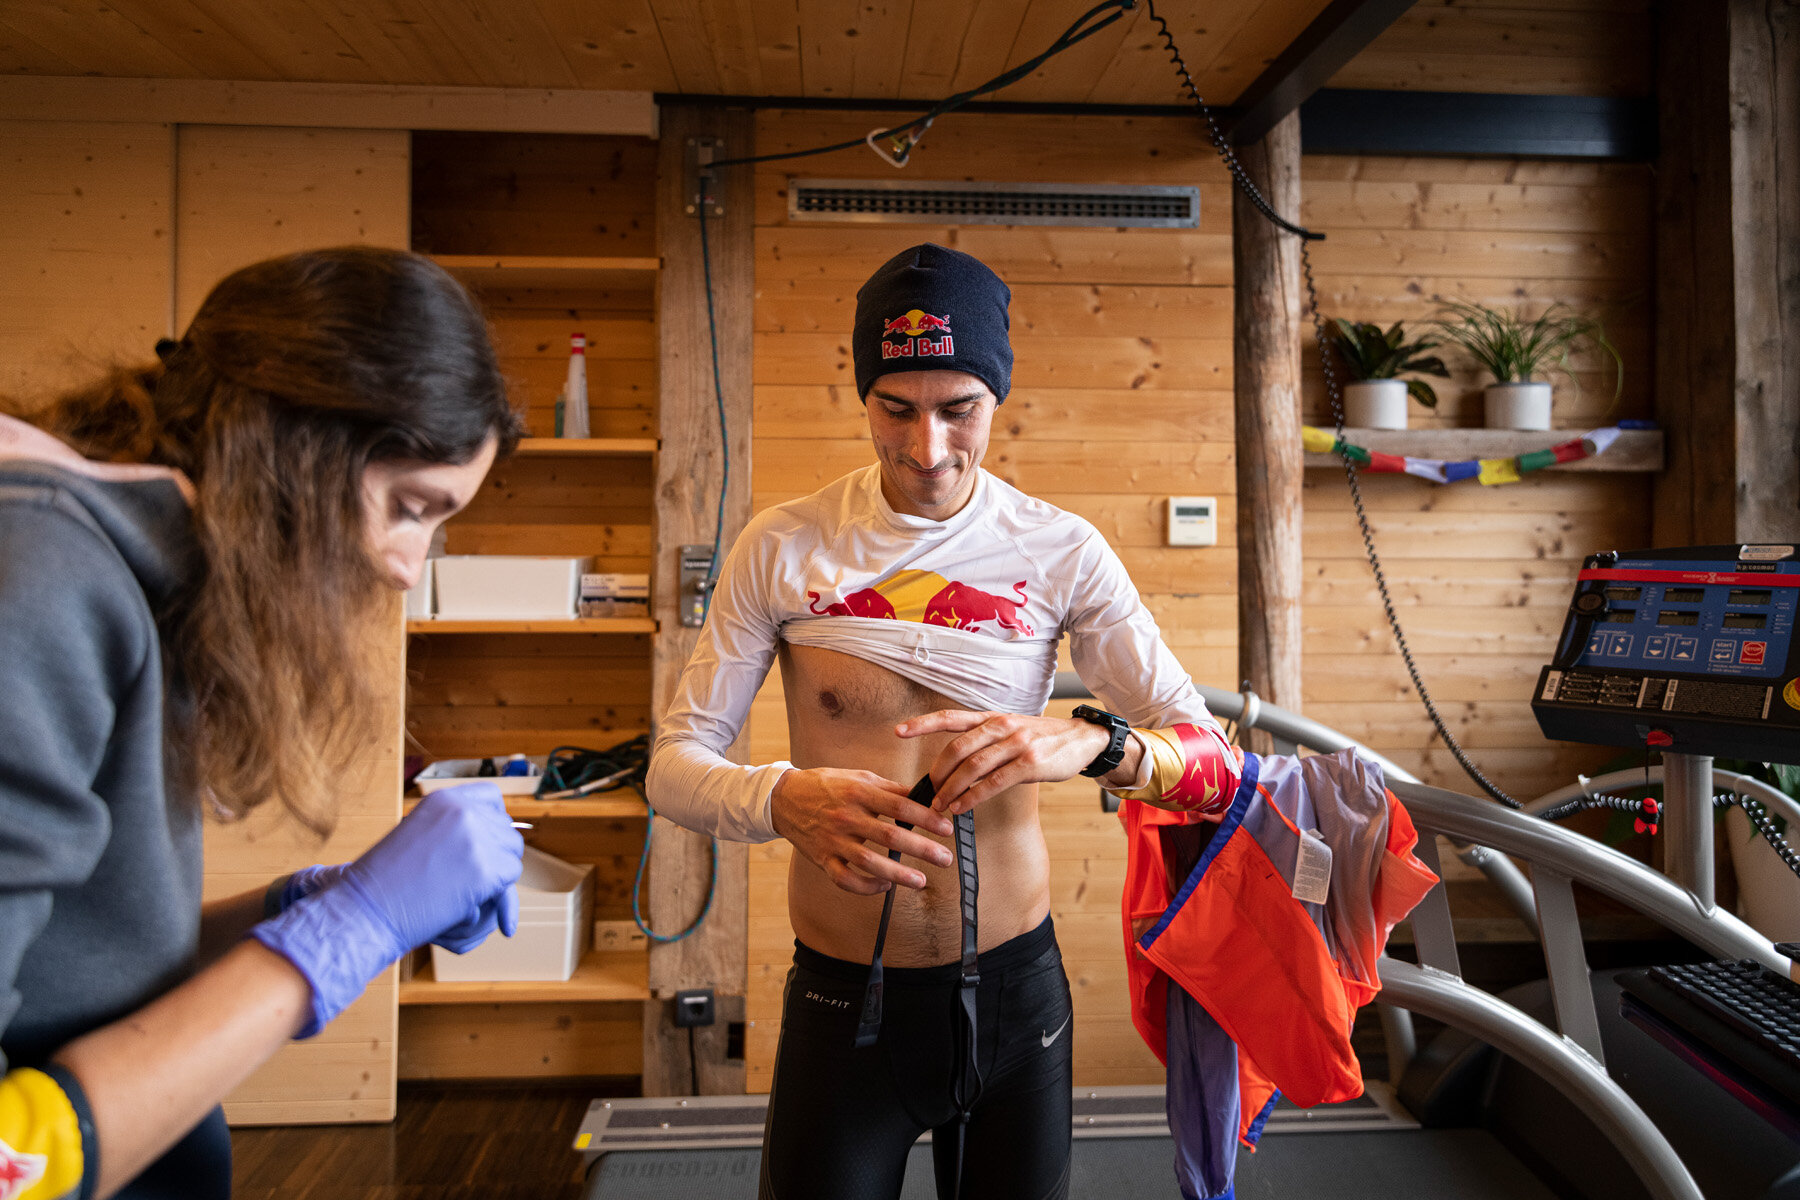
xmin=778 ymin=642 xmax=1051 ymax=966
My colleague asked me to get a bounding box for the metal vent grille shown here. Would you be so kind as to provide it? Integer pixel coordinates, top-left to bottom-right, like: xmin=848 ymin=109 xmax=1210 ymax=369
xmin=789 ymin=178 xmax=1199 ymax=227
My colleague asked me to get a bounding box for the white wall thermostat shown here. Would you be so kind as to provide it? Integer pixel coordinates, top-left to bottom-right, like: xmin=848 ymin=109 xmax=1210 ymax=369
xmin=1167 ymin=496 xmax=1218 ymax=547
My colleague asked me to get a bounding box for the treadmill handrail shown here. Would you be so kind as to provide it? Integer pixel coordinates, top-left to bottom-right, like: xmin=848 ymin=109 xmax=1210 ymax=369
xmin=1378 ymin=959 xmax=1704 ymax=1200
xmin=1391 ymin=779 xmax=1792 ymax=976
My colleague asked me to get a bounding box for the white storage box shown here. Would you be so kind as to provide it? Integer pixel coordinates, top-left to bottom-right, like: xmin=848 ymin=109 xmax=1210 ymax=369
xmin=430 ymin=845 xmax=594 ymax=982
xmin=433 ymin=555 xmax=593 ymax=620
xmin=403 ymin=558 xmax=434 ymax=619
xmin=414 ymin=757 xmax=543 ymax=796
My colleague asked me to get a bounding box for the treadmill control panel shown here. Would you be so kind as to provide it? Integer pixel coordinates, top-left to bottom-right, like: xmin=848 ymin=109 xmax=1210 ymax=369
xmin=1533 ymin=545 xmax=1800 ymax=762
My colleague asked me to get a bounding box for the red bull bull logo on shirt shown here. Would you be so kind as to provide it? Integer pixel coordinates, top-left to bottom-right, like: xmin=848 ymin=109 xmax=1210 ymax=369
xmin=881 ymin=308 xmax=954 ymax=361
xmin=808 ymin=569 xmax=1033 ymax=637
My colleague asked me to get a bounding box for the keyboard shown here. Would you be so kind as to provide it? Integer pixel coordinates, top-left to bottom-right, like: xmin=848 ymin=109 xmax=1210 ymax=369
xmin=1618 ymin=960 xmax=1800 ymax=1118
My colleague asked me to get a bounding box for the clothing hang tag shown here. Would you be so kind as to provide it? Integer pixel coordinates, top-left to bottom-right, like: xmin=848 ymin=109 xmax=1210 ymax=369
xmin=1293 ymin=830 xmax=1332 ymax=905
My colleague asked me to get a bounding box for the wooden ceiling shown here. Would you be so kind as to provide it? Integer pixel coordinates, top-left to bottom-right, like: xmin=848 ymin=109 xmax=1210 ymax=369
xmin=0 ymin=0 xmax=1335 ymax=107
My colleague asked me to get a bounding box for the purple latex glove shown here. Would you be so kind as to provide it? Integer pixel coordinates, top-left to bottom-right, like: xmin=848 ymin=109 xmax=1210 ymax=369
xmin=279 ymin=862 xmax=512 ymax=953
xmin=252 ymin=782 xmax=524 ymax=1036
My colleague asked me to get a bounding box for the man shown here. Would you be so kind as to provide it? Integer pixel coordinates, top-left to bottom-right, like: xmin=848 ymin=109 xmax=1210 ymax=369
xmin=647 ymin=243 xmax=1240 ymax=1200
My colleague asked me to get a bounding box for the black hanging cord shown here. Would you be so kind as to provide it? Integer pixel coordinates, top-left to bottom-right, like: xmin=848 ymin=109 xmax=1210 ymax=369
xmin=705 ymin=0 xmax=1135 ymax=171
xmin=695 ymin=195 xmax=732 ymax=614
xmin=1141 ymin=0 xmax=1527 ymax=809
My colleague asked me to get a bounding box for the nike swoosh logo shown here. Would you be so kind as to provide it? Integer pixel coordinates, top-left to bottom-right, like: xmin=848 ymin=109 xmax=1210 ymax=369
xmin=1041 ymin=1013 xmax=1072 ymax=1048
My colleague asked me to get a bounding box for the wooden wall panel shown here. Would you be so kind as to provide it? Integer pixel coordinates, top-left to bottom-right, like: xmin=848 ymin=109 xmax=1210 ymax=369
xmin=745 ymin=109 xmax=1235 ymax=1092
xmin=410 ymin=131 xmax=659 ymax=258
xmin=0 ymin=120 xmax=173 ymax=401
xmin=1327 ymin=0 xmax=1653 ymax=97
xmin=176 ymin=124 xmax=412 ymax=1123
xmin=399 ymin=1001 xmax=642 ymax=1079
xmin=202 ymin=605 xmax=406 ymax=1125
xmin=1298 ymin=152 xmax=1656 ymax=805
xmin=173 ymin=125 xmax=411 ymax=328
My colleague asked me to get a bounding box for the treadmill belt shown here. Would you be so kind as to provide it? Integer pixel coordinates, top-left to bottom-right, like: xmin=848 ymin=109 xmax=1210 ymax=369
xmin=584 ymin=1128 xmax=1558 ymax=1199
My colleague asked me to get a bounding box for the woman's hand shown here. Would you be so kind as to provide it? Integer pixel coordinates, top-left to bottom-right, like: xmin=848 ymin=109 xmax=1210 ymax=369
xmin=896 ymin=709 xmax=1140 ymax=815
xmin=770 ymin=767 xmax=954 ymax=895
xmin=252 ymin=781 xmax=523 ymax=1035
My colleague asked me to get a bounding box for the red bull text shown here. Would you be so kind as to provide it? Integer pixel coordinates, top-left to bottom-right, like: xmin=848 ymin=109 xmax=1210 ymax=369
xmin=881 ymin=308 xmax=955 ymax=361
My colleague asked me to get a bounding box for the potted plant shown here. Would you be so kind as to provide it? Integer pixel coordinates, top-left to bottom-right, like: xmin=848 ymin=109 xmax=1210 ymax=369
xmin=1322 ymin=319 xmax=1450 ymax=430
xmin=1433 ymin=299 xmax=1623 ymax=431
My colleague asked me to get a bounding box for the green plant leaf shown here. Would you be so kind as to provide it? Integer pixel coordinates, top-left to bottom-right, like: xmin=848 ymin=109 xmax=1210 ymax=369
xmin=1406 ymin=378 xmax=1439 ymax=408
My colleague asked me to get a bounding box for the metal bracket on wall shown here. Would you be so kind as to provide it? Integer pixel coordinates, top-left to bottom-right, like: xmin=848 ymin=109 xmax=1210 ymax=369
xmin=685 ymin=136 xmax=724 ymax=218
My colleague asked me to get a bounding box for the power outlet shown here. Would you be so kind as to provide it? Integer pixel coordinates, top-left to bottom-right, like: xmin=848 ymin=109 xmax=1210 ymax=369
xmin=674 ymin=988 xmax=715 ymax=1028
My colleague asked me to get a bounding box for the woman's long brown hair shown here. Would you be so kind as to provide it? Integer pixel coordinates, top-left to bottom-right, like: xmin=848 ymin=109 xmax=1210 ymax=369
xmin=16 ymin=247 xmax=522 ymax=836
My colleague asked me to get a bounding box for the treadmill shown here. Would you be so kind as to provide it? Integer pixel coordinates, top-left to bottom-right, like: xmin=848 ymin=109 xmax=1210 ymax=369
xmin=577 ymin=544 xmax=1800 ymax=1199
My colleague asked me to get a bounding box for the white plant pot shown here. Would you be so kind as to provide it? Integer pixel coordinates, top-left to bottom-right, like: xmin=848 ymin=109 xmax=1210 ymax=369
xmin=1484 ymin=381 xmax=1553 ymax=431
xmin=1343 ymin=379 xmax=1409 ymax=430
xmin=1725 ymin=806 xmax=1800 ymax=941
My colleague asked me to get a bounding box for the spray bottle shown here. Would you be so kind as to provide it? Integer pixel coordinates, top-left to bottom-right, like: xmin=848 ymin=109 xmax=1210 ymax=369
xmin=560 ymin=332 xmax=590 ymax=439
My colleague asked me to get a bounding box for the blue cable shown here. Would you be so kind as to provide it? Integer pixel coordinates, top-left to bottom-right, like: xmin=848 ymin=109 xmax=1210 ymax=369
xmin=631 ymin=784 xmax=718 ymax=944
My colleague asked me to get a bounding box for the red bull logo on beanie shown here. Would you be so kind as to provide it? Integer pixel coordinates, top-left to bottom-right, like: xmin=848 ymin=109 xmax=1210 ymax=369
xmin=881 ymin=308 xmax=954 ymax=361
xmin=807 ymin=569 xmax=1033 ymax=637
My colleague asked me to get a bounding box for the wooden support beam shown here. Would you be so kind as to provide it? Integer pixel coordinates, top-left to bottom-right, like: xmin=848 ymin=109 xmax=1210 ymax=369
xmin=1234 ymin=110 xmax=1305 ymax=746
xmin=646 ymin=104 xmax=755 ymax=1096
xmin=1727 ymin=0 xmax=1800 ymax=541
xmin=0 ymin=77 xmax=657 ymax=137
xmin=1653 ymin=0 xmax=1800 ymax=545
xmin=1229 ymin=0 xmax=1419 ymax=147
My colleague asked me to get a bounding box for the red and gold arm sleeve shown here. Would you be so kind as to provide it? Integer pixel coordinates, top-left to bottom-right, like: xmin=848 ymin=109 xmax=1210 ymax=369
xmin=1108 ymin=722 xmax=1244 ymax=817
xmin=0 ymin=1065 xmax=92 ymax=1200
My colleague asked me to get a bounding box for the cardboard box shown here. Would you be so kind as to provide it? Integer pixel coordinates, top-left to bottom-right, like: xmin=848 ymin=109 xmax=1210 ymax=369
xmin=579 ymin=571 xmax=650 ymax=618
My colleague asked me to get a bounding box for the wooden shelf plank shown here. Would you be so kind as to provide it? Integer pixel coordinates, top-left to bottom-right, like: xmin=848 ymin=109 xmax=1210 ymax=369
xmin=432 ymin=254 xmax=659 ymax=291
xmin=1302 ymin=428 xmax=1663 ymax=472
xmin=515 ymin=437 xmax=657 ymax=456
xmin=406 ymin=793 xmax=647 ymax=821
xmin=399 ymin=950 xmax=649 ymax=1006
xmin=407 ymin=617 xmax=656 ymax=634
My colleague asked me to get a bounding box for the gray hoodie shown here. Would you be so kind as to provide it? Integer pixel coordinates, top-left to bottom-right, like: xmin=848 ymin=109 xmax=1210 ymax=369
xmin=0 ymin=418 xmax=202 ymax=1075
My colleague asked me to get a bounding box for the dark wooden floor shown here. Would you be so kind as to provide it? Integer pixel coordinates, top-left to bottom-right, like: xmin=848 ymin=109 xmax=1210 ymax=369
xmin=231 ymin=1079 xmax=635 ymax=1200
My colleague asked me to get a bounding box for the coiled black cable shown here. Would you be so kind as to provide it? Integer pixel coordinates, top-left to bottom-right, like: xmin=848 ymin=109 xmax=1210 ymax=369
xmin=1716 ymin=793 xmax=1800 ymax=877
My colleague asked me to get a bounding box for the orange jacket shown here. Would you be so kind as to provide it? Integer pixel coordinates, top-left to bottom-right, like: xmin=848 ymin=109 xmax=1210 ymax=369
xmin=1122 ymin=749 xmax=1439 ymax=1153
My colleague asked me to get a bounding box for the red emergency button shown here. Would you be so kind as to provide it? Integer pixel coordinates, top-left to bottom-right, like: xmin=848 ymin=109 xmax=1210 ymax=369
xmin=1646 ymin=729 xmax=1675 ymax=748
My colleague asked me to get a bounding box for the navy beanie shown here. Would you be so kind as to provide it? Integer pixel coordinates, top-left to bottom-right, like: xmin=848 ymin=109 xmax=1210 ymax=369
xmin=852 ymin=243 xmax=1013 ymax=403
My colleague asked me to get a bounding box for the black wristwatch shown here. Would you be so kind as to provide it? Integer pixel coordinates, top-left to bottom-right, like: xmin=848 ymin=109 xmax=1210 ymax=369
xmin=1072 ymin=704 xmax=1131 ymax=778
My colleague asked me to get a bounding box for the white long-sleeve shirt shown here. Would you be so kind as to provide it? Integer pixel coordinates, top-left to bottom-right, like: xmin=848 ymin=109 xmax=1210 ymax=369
xmin=645 ymin=464 xmax=1221 ymax=841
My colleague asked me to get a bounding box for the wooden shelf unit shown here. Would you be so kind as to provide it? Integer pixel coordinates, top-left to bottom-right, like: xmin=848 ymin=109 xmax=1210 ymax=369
xmin=400 ymin=129 xmax=666 ymax=1082
xmin=399 ymin=950 xmax=650 ymax=1005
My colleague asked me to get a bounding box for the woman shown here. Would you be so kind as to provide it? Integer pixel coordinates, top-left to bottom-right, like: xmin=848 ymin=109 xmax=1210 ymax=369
xmin=0 ymin=247 xmax=527 ymax=1200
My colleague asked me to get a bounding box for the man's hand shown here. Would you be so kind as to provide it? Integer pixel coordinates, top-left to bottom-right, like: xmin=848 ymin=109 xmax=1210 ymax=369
xmin=896 ymin=710 xmax=1144 ymax=816
xmin=770 ymin=767 xmax=955 ymax=896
